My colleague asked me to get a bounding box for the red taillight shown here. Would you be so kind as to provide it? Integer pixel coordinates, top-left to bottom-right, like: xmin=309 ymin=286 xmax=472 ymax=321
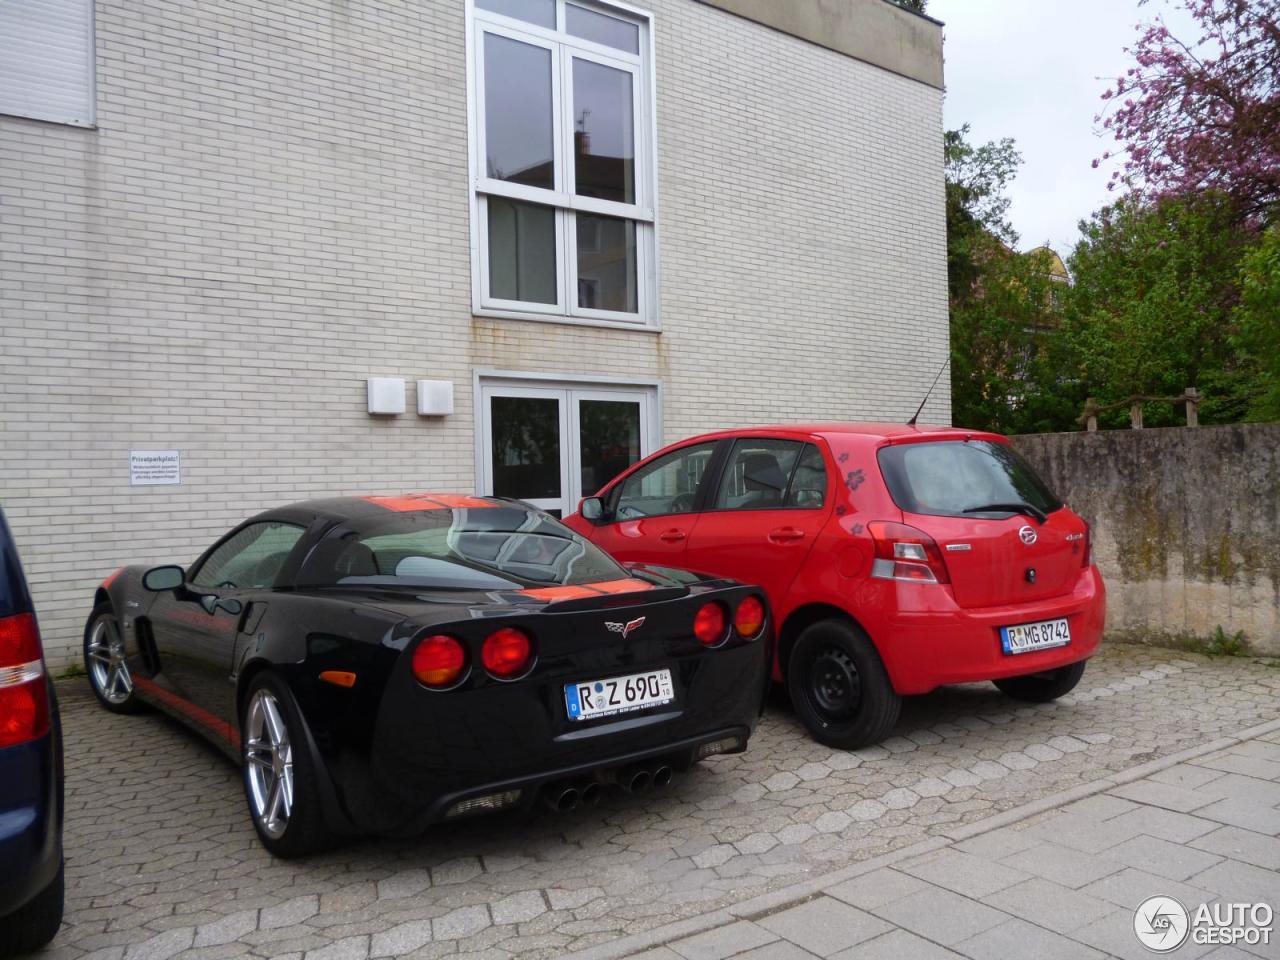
xmin=0 ymin=613 xmax=49 ymax=748
xmin=481 ymin=627 xmax=533 ymax=678
xmin=0 ymin=679 xmax=49 ymax=749
xmin=867 ymin=522 xmax=950 ymax=584
xmin=734 ymin=596 xmax=765 ymax=638
xmin=412 ymin=635 xmax=467 ymax=688
xmin=694 ymin=602 xmax=727 ymax=646
xmin=0 ymin=613 xmax=41 ymax=667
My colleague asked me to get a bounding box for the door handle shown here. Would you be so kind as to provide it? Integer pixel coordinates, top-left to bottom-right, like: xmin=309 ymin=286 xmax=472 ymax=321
xmin=768 ymin=527 xmax=806 ymax=544
xmin=659 ymin=529 xmax=687 ymax=543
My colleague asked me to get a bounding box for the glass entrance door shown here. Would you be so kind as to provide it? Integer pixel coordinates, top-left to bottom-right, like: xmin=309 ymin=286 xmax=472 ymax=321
xmin=480 ymin=381 xmax=655 ymax=517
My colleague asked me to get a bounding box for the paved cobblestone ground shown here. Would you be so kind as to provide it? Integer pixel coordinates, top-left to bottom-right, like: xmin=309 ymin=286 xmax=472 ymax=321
xmin=42 ymin=644 xmax=1280 ymax=960
xmin=634 ymin=728 xmax=1280 ymax=960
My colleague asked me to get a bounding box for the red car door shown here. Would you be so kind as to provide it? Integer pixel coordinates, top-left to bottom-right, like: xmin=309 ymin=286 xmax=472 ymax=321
xmin=683 ymin=439 xmax=830 ymax=602
xmin=586 ymin=441 xmax=721 ymax=568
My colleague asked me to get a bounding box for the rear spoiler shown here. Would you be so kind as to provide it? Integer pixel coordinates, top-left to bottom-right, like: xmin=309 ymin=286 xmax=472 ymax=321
xmin=533 ymin=585 xmax=690 ymax=613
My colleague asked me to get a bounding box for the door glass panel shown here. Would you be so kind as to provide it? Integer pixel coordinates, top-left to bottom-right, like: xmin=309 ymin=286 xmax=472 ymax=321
xmin=577 ymin=213 xmax=636 ymax=312
xmin=491 ymin=396 xmax=562 ymax=501
xmin=191 ymin=522 xmax=305 ymax=590
xmin=488 ymin=198 xmax=557 ymax=303
xmin=476 ymin=0 xmax=556 ymax=27
xmin=484 ymin=33 xmax=555 ymax=188
xmin=713 ymin=440 xmax=804 ymax=510
xmin=579 ymin=399 xmax=641 ymax=496
xmin=787 ymin=444 xmax=828 ymax=509
xmin=566 ymin=4 xmax=640 ymax=54
xmin=572 ymin=58 xmax=634 ymax=203
xmin=614 ymin=443 xmax=716 ymax=519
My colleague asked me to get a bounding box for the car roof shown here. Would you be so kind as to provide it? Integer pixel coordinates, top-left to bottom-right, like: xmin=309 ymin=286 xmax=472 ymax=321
xmin=678 ymin=422 xmax=1006 ymax=444
xmin=251 ymin=493 xmax=517 ymax=526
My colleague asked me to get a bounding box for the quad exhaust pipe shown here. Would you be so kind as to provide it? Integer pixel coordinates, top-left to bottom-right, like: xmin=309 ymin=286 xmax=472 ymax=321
xmin=620 ymin=763 xmax=674 ymax=793
xmin=543 ymin=783 xmax=580 ymax=813
xmin=542 ymin=762 xmax=676 ymax=810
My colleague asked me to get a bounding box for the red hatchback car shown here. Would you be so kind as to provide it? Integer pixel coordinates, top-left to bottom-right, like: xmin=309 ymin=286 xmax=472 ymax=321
xmin=564 ymin=423 xmax=1106 ymax=749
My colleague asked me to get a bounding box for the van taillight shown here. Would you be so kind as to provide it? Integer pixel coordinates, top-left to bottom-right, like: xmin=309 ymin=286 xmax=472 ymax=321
xmin=0 ymin=613 xmax=50 ymax=748
xmin=867 ymin=522 xmax=951 ymax=584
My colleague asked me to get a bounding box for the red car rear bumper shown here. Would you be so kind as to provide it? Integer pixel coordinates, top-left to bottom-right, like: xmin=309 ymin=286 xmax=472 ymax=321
xmin=862 ymin=566 xmax=1106 ymax=695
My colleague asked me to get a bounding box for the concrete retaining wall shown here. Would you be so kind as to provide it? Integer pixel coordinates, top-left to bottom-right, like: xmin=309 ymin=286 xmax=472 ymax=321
xmin=1013 ymin=425 xmax=1280 ymax=656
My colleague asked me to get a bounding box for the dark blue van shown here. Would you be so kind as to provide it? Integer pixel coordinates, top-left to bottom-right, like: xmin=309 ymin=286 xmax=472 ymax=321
xmin=0 ymin=509 xmax=63 ymax=955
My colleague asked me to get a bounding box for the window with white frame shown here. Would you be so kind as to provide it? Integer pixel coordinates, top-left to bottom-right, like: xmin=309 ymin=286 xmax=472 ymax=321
xmin=0 ymin=0 xmax=96 ymax=127
xmin=469 ymin=0 xmax=656 ymax=327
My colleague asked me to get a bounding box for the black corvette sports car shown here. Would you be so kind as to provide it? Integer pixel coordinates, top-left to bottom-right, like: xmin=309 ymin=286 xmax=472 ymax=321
xmin=85 ymin=494 xmax=771 ymax=856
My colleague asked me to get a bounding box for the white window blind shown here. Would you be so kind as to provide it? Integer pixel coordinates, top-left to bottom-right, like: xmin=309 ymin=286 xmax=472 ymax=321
xmin=0 ymin=0 xmax=95 ymax=127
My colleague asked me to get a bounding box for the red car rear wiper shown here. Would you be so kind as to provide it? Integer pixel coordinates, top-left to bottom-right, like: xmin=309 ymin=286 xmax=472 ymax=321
xmin=962 ymin=502 xmax=1048 ymax=524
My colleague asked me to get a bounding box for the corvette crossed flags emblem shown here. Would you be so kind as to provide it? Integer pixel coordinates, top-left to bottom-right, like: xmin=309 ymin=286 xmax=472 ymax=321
xmin=605 ymin=617 xmax=646 ymax=639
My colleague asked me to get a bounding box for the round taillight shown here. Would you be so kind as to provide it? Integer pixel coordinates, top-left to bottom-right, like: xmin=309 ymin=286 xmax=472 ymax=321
xmin=734 ymin=596 xmax=765 ymax=638
xmin=412 ymin=635 xmax=467 ymax=688
xmin=694 ymin=602 xmax=727 ymax=646
xmin=481 ymin=627 xmax=533 ymax=678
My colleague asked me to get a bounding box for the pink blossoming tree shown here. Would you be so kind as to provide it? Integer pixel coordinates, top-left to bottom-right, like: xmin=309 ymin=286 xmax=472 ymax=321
xmin=1100 ymin=0 xmax=1280 ymax=219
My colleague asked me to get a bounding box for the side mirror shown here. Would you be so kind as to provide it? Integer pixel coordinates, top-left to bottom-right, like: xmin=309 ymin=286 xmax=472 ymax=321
xmin=142 ymin=565 xmax=185 ymax=592
xmin=580 ymin=496 xmax=606 ymax=523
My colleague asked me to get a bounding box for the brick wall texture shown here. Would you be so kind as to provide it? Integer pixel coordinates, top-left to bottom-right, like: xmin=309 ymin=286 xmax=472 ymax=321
xmin=0 ymin=0 xmax=948 ymax=667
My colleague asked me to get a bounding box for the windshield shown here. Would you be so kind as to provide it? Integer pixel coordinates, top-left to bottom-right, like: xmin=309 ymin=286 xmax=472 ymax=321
xmin=297 ymin=505 xmax=629 ymax=589
xmin=877 ymin=440 xmax=1062 ymax=519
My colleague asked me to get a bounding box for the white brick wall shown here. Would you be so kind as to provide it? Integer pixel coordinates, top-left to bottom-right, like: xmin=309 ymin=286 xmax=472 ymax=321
xmin=0 ymin=0 xmax=948 ymax=668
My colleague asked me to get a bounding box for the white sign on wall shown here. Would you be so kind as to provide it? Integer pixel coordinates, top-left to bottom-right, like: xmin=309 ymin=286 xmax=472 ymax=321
xmin=129 ymin=450 xmax=181 ymax=486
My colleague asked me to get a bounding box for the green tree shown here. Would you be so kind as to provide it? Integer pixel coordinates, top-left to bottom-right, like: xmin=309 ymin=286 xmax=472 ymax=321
xmin=1065 ymin=193 xmax=1257 ymax=426
xmin=1235 ymin=224 xmax=1280 ymax=420
xmin=945 ymin=126 xmax=1072 ymax=433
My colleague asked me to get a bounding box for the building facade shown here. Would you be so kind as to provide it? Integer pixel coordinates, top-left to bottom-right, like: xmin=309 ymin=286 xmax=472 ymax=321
xmin=0 ymin=0 xmax=948 ymax=667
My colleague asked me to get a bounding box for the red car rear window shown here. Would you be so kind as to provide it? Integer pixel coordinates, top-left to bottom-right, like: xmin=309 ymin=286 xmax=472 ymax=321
xmin=877 ymin=440 xmax=1062 ymax=518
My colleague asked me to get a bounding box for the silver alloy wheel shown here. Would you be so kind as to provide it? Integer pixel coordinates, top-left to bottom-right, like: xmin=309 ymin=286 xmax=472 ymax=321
xmin=87 ymin=616 xmax=133 ymax=705
xmin=244 ymin=688 xmax=294 ymax=840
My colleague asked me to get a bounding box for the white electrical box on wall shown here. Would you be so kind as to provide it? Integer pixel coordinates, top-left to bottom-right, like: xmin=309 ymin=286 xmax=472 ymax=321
xmin=367 ymin=377 xmax=406 ymax=415
xmin=417 ymin=379 xmax=454 ymax=416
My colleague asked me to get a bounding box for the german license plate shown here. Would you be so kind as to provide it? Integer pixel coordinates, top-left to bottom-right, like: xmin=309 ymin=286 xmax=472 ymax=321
xmin=1001 ymin=617 xmax=1070 ymax=654
xmin=564 ymin=668 xmax=674 ymax=721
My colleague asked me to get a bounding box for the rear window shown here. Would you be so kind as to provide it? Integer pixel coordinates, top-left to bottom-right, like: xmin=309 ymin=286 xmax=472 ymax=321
xmin=877 ymin=440 xmax=1062 ymax=518
xmin=298 ymin=506 xmax=628 ymax=589
xmin=0 ymin=510 xmax=31 ymax=619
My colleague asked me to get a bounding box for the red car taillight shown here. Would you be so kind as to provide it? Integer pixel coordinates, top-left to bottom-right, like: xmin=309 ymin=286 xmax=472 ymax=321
xmin=868 ymin=522 xmax=951 ymax=584
xmin=412 ymin=634 xmax=467 ymax=688
xmin=734 ymin=596 xmax=765 ymax=638
xmin=481 ymin=627 xmax=533 ymax=679
xmin=694 ymin=602 xmax=727 ymax=646
xmin=0 ymin=613 xmax=50 ymax=748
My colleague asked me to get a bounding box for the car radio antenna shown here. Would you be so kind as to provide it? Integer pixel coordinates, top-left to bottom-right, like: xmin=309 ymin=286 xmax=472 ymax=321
xmin=906 ymin=355 xmax=950 ymax=427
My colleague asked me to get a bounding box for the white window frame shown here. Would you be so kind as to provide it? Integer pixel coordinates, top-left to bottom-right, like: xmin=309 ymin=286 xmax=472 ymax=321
xmin=466 ymin=0 xmax=660 ymax=331
xmin=473 ymin=369 xmax=663 ymax=515
xmin=0 ymin=0 xmax=97 ymax=128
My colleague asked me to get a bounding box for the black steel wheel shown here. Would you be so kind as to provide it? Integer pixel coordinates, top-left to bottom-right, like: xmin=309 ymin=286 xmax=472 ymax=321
xmin=787 ymin=619 xmax=900 ymax=749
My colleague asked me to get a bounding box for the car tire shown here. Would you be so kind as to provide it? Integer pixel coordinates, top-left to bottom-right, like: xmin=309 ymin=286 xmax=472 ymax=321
xmin=993 ymin=660 xmax=1088 ymax=702
xmin=84 ymin=602 xmax=144 ymax=714
xmin=241 ymin=672 xmax=330 ymax=858
xmin=0 ymin=859 xmax=64 ymax=956
xmin=787 ymin=619 xmax=900 ymax=750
